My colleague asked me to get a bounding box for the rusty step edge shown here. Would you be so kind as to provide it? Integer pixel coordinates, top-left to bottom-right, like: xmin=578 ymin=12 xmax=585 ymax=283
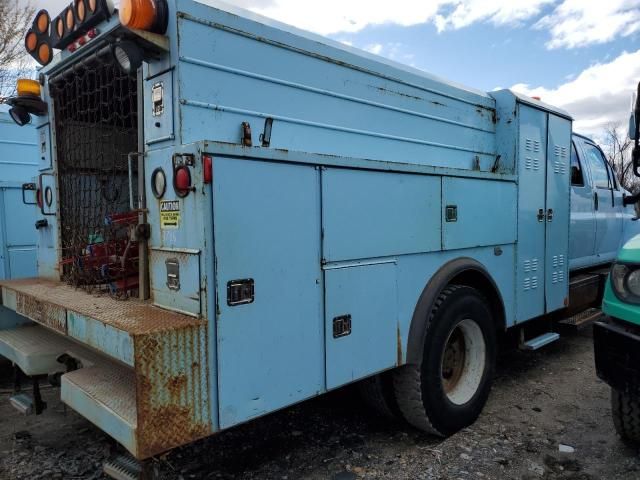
xmin=61 ymin=362 xmax=138 ymax=458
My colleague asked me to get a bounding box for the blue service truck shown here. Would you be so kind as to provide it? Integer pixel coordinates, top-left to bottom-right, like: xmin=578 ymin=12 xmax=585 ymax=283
xmin=0 ymin=106 xmax=38 ymax=281
xmin=1 ymin=0 xmax=639 ymax=475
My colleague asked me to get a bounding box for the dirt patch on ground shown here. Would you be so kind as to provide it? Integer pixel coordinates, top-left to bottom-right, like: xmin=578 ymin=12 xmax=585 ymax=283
xmin=1 ymin=328 xmax=638 ymax=479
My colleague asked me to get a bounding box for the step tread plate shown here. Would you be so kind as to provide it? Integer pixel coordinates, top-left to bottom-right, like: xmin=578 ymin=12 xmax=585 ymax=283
xmin=62 ymin=359 xmax=137 ymax=456
xmin=0 ymin=324 xmax=88 ymax=376
xmin=523 ymin=332 xmax=560 ymax=351
xmin=559 ymin=308 xmax=603 ymax=327
xmin=0 ymin=278 xmax=203 ymax=336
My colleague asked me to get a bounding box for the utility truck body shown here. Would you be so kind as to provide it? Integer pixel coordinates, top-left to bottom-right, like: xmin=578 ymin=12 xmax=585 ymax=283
xmin=0 ymin=0 xmax=637 ymax=470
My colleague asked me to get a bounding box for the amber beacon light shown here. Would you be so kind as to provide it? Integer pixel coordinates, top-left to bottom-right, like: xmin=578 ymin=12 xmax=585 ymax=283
xmin=119 ymin=0 xmax=168 ymax=34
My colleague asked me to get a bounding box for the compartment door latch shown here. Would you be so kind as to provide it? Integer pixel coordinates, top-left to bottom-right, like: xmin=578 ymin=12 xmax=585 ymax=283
xmin=333 ymin=315 xmax=352 ymax=339
xmin=227 ymin=279 xmax=255 ymax=306
xmin=166 ymin=258 xmax=180 ymax=291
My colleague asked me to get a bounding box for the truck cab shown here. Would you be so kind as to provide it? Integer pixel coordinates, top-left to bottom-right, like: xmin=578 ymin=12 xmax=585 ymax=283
xmin=570 ymin=133 xmax=639 ymax=271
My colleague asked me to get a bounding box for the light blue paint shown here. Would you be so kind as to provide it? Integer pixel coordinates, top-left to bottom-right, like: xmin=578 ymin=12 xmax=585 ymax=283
xmin=67 ymin=311 xmax=135 ymax=367
xmin=514 ymin=105 xmax=548 ymax=323
xmin=212 ymin=158 xmax=324 ymax=429
xmin=0 ymin=110 xmax=38 ymax=281
xmin=4 ymin=0 xmax=638 ymax=457
xmin=325 ymin=261 xmax=398 ymax=390
xmin=442 ymin=177 xmax=517 ymax=250
xmin=545 ymin=115 xmax=572 ymax=312
xmin=322 ymin=169 xmax=441 ymax=262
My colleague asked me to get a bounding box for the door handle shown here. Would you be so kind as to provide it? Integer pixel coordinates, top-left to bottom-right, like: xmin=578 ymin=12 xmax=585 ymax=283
xmin=594 ymin=192 xmax=599 ymax=211
xmin=547 ymin=209 xmax=554 ymax=222
xmin=537 ymin=209 xmax=545 ymax=222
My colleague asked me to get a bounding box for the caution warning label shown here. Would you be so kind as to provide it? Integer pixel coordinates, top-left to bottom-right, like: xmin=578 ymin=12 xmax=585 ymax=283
xmin=160 ymin=200 xmax=181 ymax=229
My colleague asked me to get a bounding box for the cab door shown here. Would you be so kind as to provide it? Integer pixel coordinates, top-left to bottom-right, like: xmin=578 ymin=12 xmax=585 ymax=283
xmin=568 ymin=139 xmax=596 ymax=269
xmin=579 ymin=140 xmax=623 ymax=262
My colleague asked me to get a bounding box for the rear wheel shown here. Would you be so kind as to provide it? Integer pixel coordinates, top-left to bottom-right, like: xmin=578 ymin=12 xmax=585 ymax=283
xmin=611 ymin=387 xmax=640 ymax=444
xmin=358 ymin=371 xmax=400 ymax=420
xmin=393 ymin=285 xmax=496 ymax=436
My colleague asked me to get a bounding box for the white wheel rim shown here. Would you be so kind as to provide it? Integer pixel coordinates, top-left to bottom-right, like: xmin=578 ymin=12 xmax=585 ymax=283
xmin=440 ymin=318 xmax=486 ymax=406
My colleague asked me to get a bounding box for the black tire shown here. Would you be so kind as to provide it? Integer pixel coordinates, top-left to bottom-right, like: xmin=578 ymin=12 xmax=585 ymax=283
xmin=358 ymin=371 xmax=401 ymax=420
xmin=611 ymin=387 xmax=640 ymax=444
xmin=393 ymin=285 xmax=496 ymax=436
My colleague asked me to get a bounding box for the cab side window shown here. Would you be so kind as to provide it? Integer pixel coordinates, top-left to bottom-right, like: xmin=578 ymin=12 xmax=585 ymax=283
xmin=583 ymin=143 xmax=611 ymax=189
xmin=570 ymin=142 xmax=584 ymax=186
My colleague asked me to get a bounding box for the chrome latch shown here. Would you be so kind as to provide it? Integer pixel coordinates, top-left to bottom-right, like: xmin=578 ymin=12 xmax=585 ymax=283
xmin=547 ymin=209 xmax=554 ymax=222
xmin=333 ymin=315 xmax=352 ymax=338
xmin=166 ymin=258 xmax=180 ymax=291
xmin=227 ymin=279 xmax=255 ymax=306
xmin=537 ymin=209 xmax=545 ymax=222
xmin=152 ymin=82 xmax=164 ymax=117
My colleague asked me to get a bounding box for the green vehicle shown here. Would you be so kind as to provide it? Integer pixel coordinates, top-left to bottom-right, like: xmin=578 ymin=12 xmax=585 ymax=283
xmin=594 ymin=83 xmax=640 ymax=443
xmin=595 ymin=235 xmax=640 ymax=442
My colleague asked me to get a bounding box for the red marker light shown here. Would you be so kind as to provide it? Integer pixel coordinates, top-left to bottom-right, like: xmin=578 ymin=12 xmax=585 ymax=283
xmin=174 ymin=166 xmax=192 ymax=196
xmin=203 ymin=155 xmax=213 ymax=184
xmin=78 ymin=36 xmax=87 ymax=46
xmin=87 ymin=28 xmax=98 ymax=39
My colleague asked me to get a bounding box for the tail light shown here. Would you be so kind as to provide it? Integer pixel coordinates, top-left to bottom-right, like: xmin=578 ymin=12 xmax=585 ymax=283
xmin=203 ymin=155 xmax=213 ymax=184
xmin=174 ymin=166 xmax=192 ymax=197
xmin=119 ymin=0 xmax=168 ymax=34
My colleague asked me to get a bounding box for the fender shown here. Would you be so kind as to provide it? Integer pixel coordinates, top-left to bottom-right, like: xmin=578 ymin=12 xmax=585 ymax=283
xmin=405 ymin=257 xmax=506 ymax=365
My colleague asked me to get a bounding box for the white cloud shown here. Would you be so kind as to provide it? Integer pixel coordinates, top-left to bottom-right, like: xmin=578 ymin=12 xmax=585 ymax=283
xmin=365 ymin=43 xmax=384 ymax=55
xmin=434 ymin=0 xmax=554 ymax=32
xmin=245 ymin=0 xmax=640 ymax=50
xmin=511 ymin=49 xmax=640 ymax=135
xmin=248 ymin=0 xmax=555 ymax=36
xmin=535 ymin=0 xmax=640 ymax=49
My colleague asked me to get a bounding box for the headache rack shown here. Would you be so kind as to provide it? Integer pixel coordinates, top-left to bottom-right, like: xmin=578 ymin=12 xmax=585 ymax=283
xmin=50 ymin=50 xmax=141 ymax=299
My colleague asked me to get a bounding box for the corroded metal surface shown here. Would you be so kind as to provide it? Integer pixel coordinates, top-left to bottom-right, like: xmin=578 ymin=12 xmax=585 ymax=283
xmin=134 ymin=323 xmax=211 ymax=458
xmin=1 ymin=278 xmax=203 ymax=335
xmin=1 ymin=277 xmax=212 ymax=460
xmin=64 ymin=364 xmax=137 ymax=428
xmin=15 ymin=291 xmax=67 ymax=334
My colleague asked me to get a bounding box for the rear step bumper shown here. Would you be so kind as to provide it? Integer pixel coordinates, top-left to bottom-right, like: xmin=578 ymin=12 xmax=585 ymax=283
xmin=0 ymin=278 xmax=213 ymax=459
xmin=0 ymin=324 xmax=138 ymax=454
xmin=62 ymin=359 xmax=138 ymax=456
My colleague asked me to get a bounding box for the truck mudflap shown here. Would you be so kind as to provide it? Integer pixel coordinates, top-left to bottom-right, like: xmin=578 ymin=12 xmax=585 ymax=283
xmin=594 ymin=320 xmax=640 ymax=392
xmin=0 ymin=278 xmax=212 ymax=459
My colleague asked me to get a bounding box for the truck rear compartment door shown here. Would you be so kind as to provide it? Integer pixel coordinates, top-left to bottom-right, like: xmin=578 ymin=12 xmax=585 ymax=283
xmin=213 ymin=158 xmax=324 ymax=429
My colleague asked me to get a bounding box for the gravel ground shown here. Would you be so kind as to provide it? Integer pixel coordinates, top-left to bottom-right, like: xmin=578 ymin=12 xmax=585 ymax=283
xmin=1 ymin=327 xmax=639 ymax=480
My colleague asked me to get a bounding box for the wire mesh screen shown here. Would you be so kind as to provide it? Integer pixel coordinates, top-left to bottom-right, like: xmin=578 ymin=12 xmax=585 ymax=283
xmin=51 ymin=55 xmax=140 ymax=298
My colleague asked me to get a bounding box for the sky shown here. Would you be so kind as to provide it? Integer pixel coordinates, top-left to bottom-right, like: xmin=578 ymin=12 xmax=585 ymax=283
xmin=28 ymin=0 xmax=640 ymax=137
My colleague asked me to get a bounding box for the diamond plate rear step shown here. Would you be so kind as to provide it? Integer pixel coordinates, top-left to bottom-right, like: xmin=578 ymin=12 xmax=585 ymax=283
xmin=0 ymin=324 xmax=101 ymax=376
xmin=61 ymin=358 xmax=137 ymax=456
xmin=0 ymin=278 xmax=213 ymax=460
xmin=558 ymin=308 xmax=603 ymax=331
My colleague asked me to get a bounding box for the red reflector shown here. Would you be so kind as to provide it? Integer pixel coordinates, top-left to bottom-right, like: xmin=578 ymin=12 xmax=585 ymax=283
xmin=203 ymin=155 xmax=213 ymax=184
xmin=87 ymin=28 xmax=98 ymax=39
xmin=78 ymin=36 xmax=87 ymax=46
xmin=36 ymin=189 xmax=43 ymax=209
xmin=174 ymin=166 xmax=192 ymax=196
